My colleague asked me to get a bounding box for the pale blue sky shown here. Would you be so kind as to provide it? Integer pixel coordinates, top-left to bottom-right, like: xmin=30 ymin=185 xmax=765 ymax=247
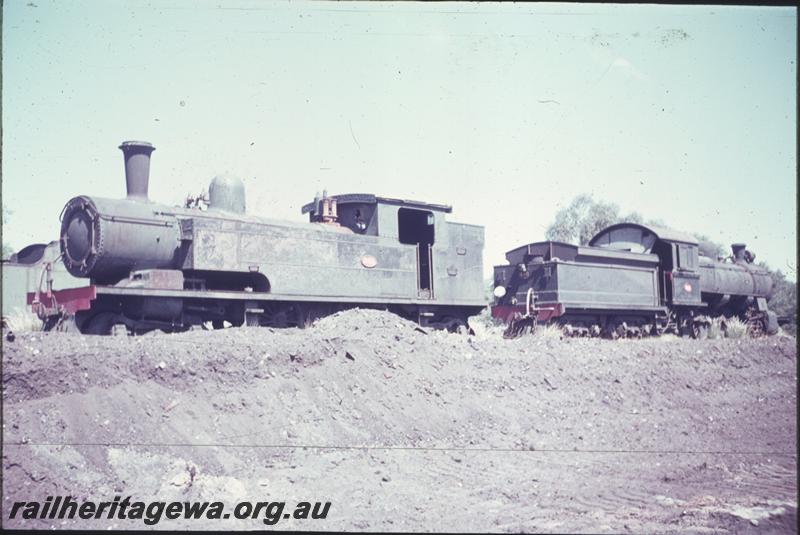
xmin=2 ymin=1 xmax=796 ymax=277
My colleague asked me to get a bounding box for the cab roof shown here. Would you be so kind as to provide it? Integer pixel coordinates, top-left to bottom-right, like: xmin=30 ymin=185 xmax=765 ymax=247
xmin=301 ymin=193 xmax=452 ymax=215
xmin=589 ymin=222 xmax=698 ymax=246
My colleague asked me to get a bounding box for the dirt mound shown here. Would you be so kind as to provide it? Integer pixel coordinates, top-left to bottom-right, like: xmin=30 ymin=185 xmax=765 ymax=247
xmin=2 ymin=310 xmax=797 ymax=531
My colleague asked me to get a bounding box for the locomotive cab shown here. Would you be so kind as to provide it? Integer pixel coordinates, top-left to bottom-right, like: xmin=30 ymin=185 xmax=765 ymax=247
xmin=302 ymin=193 xmax=461 ymax=299
xmin=589 ymin=223 xmax=702 ymax=308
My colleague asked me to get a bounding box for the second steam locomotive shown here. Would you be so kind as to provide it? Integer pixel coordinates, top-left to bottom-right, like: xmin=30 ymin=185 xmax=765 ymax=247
xmin=492 ymin=223 xmax=778 ymax=338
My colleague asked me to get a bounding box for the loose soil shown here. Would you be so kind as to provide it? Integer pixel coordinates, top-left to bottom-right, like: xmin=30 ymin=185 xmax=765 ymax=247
xmin=2 ymin=309 xmax=797 ymax=532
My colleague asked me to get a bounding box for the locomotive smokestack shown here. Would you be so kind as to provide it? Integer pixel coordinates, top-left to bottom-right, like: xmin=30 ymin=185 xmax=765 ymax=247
xmin=731 ymin=243 xmax=746 ymax=262
xmin=119 ymin=141 xmax=155 ymax=201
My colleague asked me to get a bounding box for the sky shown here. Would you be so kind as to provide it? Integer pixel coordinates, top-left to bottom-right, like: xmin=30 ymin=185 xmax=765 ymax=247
xmin=2 ymin=1 xmax=797 ymax=278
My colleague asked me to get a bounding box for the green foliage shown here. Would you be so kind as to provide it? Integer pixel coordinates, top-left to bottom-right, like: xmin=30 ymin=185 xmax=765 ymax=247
xmin=545 ymin=195 xmax=731 ymax=259
xmin=695 ymin=234 xmax=726 ymax=259
xmin=764 ymin=267 xmax=797 ymax=317
xmin=545 ymin=195 xmax=643 ymax=245
xmin=758 ymin=264 xmax=797 ymax=334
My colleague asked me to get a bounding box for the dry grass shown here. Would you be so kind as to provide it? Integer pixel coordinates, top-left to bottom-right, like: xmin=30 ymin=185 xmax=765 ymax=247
xmin=722 ymin=317 xmax=748 ymax=339
xmin=2 ymin=308 xmax=43 ymax=333
xmin=468 ymin=308 xmax=506 ymax=339
xmin=467 ymin=309 xmax=565 ymax=340
xmin=707 ymin=317 xmax=724 ymax=340
xmin=533 ymin=323 xmax=564 ymax=340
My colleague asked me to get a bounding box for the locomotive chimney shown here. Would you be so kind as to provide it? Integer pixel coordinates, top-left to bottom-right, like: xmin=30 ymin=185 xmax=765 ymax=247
xmin=731 ymin=243 xmax=746 ymax=262
xmin=119 ymin=141 xmax=155 ymax=201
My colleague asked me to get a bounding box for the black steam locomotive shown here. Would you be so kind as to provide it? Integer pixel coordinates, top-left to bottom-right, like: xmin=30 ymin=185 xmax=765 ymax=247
xmin=31 ymin=141 xmax=486 ymax=334
xmin=492 ymin=224 xmax=779 ymax=338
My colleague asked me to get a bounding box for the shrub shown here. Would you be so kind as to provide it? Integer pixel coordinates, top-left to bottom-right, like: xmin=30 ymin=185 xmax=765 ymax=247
xmin=722 ymin=317 xmax=747 ymax=339
xmin=468 ymin=307 xmax=506 ymax=339
xmin=707 ymin=317 xmax=724 ymax=339
xmin=2 ymin=308 xmax=42 ymax=333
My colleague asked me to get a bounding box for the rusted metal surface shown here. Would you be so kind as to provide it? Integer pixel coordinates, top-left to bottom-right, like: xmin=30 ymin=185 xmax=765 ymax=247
xmin=46 ymin=140 xmax=487 ymax=334
xmin=494 ymin=242 xmax=660 ymax=311
xmin=60 ymin=193 xmax=484 ymax=306
xmin=493 ymin=222 xmax=779 ymax=338
xmin=60 ymin=196 xmax=182 ymax=282
xmin=698 ymin=256 xmax=773 ymax=298
xmin=185 ymin=198 xmax=484 ymax=306
xmin=116 ymin=269 xmax=184 ymax=290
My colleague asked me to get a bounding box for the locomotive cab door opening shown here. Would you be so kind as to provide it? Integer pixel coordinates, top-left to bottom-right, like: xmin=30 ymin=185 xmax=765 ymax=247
xmin=653 ymin=241 xmax=676 ymax=303
xmin=398 ymin=208 xmax=435 ymax=298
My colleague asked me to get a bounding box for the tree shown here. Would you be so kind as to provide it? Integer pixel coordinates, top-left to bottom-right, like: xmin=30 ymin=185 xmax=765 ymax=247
xmin=695 ymin=234 xmax=726 ymax=259
xmin=545 ymin=194 xmax=643 ymax=245
xmin=759 ymin=261 xmax=797 ymax=305
xmin=546 ymin=195 xmax=729 ymax=258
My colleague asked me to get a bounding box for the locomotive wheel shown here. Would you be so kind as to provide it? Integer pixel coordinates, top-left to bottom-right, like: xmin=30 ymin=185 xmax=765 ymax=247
xmin=83 ymin=312 xmax=126 ymax=336
xmin=605 ymin=320 xmax=624 ymax=339
xmin=262 ymin=304 xmax=304 ymax=328
xmin=42 ymin=315 xmax=60 ymax=332
xmin=442 ymin=316 xmax=470 ymax=335
xmin=747 ymin=318 xmax=766 ymax=338
xmin=503 ymin=314 xmax=535 ymax=338
xmin=691 ymin=322 xmax=709 ymax=340
xmin=55 ymin=315 xmax=80 ymax=333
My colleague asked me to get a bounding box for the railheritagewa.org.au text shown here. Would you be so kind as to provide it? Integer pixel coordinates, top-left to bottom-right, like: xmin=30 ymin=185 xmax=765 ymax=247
xmin=8 ymin=496 xmax=331 ymax=525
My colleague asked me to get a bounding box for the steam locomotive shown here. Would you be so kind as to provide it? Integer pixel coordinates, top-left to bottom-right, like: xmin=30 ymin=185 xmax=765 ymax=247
xmin=492 ymin=224 xmax=779 ymax=338
xmin=31 ymin=141 xmax=486 ymax=334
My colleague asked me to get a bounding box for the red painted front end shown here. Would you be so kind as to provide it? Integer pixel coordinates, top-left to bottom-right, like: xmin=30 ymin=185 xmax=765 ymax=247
xmin=28 ymin=285 xmax=97 ymax=316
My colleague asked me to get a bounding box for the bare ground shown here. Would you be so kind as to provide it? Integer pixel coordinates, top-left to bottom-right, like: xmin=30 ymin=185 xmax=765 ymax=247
xmin=1 ymin=309 xmax=797 ymax=532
